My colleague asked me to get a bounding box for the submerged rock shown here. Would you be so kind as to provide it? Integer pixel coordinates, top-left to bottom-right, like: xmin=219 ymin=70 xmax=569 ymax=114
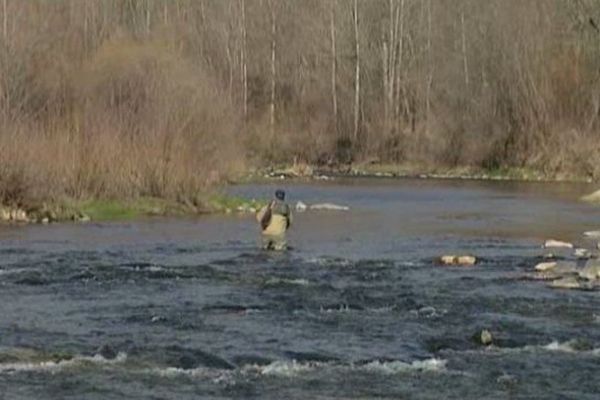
xmin=97 ymin=344 xmax=118 ymax=360
xmin=543 ymin=239 xmax=573 ymax=249
xmin=496 ymin=373 xmax=518 ymax=387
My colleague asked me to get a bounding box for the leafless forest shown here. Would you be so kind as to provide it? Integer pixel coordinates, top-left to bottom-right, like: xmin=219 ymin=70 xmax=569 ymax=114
xmin=1 ymin=0 xmax=600 ymax=205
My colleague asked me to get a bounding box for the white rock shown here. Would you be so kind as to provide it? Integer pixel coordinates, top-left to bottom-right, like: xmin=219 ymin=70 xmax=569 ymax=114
xmin=439 ymin=255 xmax=477 ymax=266
xmin=295 ymin=201 xmax=307 ymax=212
xmin=534 ymin=261 xmax=557 ymax=271
xmin=583 ymin=230 xmax=600 ymax=239
xmin=457 ymin=255 xmax=477 ymax=265
xmin=439 ymin=255 xmax=456 ymax=265
xmin=549 ymin=277 xmax=581 ymax=289
xmin=543 ymin=239 xmax=573 ymax=249
xmin=309 ymin=203 xmax=349 ymax=211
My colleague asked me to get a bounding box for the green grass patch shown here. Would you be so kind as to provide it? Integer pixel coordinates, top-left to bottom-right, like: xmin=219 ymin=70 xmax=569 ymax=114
xmin=78 ymin=197 xmax=176 ymax=221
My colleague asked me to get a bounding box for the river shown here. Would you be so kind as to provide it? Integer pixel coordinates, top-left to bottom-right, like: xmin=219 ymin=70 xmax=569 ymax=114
xmin=1 ymin=178 xmax=600 ymax=399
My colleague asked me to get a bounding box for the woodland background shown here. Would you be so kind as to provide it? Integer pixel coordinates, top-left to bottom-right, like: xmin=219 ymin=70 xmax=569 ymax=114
xmin=1 ymin=0 xmax=600 ymax=206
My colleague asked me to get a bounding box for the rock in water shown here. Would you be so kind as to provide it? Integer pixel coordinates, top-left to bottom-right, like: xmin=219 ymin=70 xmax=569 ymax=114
xmin=480 ymin=329 xmax=493 ymax=346
xmin=439 ymin=255 xmax=477 ymax=266
xmin=543 ymin=239 xmax=573 ymax=249
xmin=473 ymin=329 xmax=493 ymax=346
xmin=295 ymin=201 xmax=307 ymax=212
xmin=581 ymin=189 xmax=600 ymax=203
xmin=579 ymin=260 xmax=600 ymax=281
xmin=583 ymin=230 xmax=600 ymax=239
xmin=457 ymin=255 xmax=477 ymax=265
xmin=534 ymin=261 xmax=557 ymax=271
xmin=549 ymin=276 xmax=581 ymax=289
xmin=97 ymin=344 xmax=118 ymax=360
xmin=574 ymin=248 xmax=591 ymax=259
xmin=440 ymin=255 xmax=457 ymax=265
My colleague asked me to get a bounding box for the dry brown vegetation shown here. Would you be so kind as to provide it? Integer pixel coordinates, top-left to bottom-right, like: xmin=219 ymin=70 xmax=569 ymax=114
xmin=1 ymin=0 xmax=600 ymax=207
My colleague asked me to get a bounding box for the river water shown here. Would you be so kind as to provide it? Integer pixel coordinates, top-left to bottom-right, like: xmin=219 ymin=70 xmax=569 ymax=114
xmin=1 ymin=178 xmax=600 ymax=399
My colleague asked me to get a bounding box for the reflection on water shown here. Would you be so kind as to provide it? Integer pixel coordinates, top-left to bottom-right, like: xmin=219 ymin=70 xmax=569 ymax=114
xmin=1 ymin=178 xmax=600 ymax=399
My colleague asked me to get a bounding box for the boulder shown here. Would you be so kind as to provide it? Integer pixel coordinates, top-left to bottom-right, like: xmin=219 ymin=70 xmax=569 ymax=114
xmin=0 ymin=207 xmax=10 ymax=221
xmin=543 ymin=239 xmax=573 ymax=249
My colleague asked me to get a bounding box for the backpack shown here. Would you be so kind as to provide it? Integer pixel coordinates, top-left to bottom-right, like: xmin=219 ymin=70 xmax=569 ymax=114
xmin=259 ymin=204 xmax=272 ymax=230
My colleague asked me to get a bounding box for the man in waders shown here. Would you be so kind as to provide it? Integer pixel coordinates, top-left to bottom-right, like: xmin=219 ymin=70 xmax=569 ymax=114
xmin=256 ymin=189 xmax=292 ymax=251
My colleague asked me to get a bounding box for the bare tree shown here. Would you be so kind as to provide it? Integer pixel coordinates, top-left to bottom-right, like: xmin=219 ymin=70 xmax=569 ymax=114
xmin=330 ymin=0 xmax=338 ymax=133
xmin=352 ymin=0 xmax=360 ymax=143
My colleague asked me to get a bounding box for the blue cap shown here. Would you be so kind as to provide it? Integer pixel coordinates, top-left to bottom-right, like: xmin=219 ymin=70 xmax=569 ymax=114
xmin=275 ymin=190 xmax=285 ymax=200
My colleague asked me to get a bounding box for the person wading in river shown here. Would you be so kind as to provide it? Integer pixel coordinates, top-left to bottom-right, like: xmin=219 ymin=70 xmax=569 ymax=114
xmin=256 ymin=189 xmax=292 ymax=250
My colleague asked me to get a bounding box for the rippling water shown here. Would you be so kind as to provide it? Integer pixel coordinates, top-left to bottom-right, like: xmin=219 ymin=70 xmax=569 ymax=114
xmin=1 ymin=178 xmax=600 ymax=399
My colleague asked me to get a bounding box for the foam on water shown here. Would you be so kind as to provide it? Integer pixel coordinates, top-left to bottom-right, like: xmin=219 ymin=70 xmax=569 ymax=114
xmin=149 ymin=366 xmax=228 ymax=380
xmin=0 ymin=352 xmax=127 ymax=374
xmin=264 ymin=278 xmax=310 ymax=286
xmin=542 ymin=341 xmax=600 ymax=355
xmin=254 ymin=360 xmax=318 ymax=377
xmin=360 ymin=358 xmax=447 ymax=374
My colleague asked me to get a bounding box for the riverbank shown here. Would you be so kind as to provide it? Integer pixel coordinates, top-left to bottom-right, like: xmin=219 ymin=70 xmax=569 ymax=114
xmin=250 ymin=161 xmax=595 ymax=183
xmin=1 ymin=162 xmax=598 ymax=225
xmin=0 ymin=194 xmax=267 ymax=225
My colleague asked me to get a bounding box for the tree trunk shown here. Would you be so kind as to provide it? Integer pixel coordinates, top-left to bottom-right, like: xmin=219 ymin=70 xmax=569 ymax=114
xmin=425 ymin=0 xmax=432 ymax=138
xmin=330 ymin=0 xmax=338 ymax=133
xmin=352 ymin=0 xmax=360 ymax=143
xmin=394 ymin=0 xmax=404 ymax=140
xmin=270 ymin=0 xmax=276 ymax=139
xmin=461 ymin=9 xmax=469 ymax=90
xmin=241 ymin=0 xmax=248 ymax=121
xmin=145 ymin=0 xmax=151 ymax=35
xmin=3 ymin=0 xmax=7 ymax=41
